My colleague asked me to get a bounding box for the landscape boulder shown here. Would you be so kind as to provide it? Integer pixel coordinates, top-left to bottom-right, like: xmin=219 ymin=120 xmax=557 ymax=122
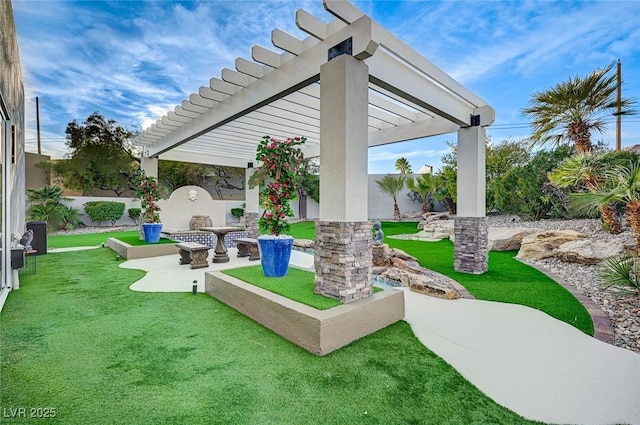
xmin=488 ymin=227 xmax=543 ymax=251
xmin=556 ymin=239 xmax=624 ymax=265
xmin=516 ymin=230 xmax=587 ymax=260
xmin=421 ymin=219 xmax=455 ymax=241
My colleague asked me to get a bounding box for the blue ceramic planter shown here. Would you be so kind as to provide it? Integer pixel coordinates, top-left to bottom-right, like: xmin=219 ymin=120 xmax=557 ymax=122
xmin=142 ymin=223 xmax=163 ymax=244
xmin=258 ymin=236 xmax=294 ymax=277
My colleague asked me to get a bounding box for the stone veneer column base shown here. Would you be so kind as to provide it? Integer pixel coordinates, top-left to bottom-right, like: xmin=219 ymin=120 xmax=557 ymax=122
xmin=454 ymin=216 xmax=488 ymax=274
xmin=244 ymin=212 xmax=260 ymax=239
xmin=314 ymin=221 xmax=373 ymax=304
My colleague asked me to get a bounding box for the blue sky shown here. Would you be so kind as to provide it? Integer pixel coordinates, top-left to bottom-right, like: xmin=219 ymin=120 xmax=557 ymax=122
xmin=12 ymin=0 xmax=640 ymax=173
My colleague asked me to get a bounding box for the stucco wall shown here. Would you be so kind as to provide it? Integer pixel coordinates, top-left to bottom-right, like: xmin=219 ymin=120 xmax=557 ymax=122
xmin=1 ymin=0 xmax=26 ymax=234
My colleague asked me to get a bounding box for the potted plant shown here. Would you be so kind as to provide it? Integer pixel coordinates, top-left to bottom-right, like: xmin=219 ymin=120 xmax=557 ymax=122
xmin=249 ymin=135 xmax=305 ymax=277
xmin=133 ymin=170 xmax=162 ymax=243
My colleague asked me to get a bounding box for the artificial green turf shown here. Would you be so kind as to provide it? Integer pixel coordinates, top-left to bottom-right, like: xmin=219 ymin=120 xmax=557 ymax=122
xmin=223 ymin=266 xmax=341 ymax=310
xmin=1 ymin=249 xmax=541 ymax=424
xmin=48 ymin=230 xmax=140 ymax=248
xmin=288 ymin=221 xmax=594 ymax=336
xmin=48 ymin=230 xmax=176 ymax=248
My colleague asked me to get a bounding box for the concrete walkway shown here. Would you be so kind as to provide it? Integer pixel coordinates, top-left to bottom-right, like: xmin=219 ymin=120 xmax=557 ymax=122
xmin=120 ymin=251 xmax=640 ymax=425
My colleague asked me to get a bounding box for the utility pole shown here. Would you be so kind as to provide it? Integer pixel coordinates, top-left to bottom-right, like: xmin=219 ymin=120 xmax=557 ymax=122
xmin=35 ymin=96 xmax=42 ymax=154
xmin=616 ymin=59 xmax=622 ymax=151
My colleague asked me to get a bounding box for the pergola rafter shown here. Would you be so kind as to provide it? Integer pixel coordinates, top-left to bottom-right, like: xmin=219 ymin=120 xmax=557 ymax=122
xmin=136 ymin=0 xmax=494 ymax=168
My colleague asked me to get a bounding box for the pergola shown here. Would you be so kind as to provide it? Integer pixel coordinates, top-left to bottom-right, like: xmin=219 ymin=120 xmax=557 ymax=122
xmin=134 ymin=0 xmax=494 ymax=303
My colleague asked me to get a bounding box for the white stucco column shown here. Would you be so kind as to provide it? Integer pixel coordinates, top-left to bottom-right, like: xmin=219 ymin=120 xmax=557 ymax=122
xmin=245 ymin=167 xmax=260 ymax=238
xmin=245 ymin=167 xmax=259 ymax=213
xmin=140 ymin=156 xmax=158 ymax=178
xmin=319 ymin=54 xmax=369 ymax=222
xmin=457 ymin=126 xmax=486 ymax=217
xmin=454 ymin=125 xmax=488 ymax=274
xmin=315 ymin=54 xmax=373 ymax=304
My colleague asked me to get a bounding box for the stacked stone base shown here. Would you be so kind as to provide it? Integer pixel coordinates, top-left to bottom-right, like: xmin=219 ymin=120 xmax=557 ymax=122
xmin=244 ymin=212 xmax=260 ymax=239
xmin=454 ymin=216 xmax=488 ymax=274
xmin=314 ymin=221 xmax=373 ymax=304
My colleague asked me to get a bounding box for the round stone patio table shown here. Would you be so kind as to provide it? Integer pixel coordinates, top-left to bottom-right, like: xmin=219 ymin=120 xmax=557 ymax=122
xmin=200 ymin=226 xmax=245 ymax=263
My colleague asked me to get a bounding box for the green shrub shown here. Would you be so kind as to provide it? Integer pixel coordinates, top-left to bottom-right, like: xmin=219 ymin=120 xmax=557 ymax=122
xmin=230 ymin=207 xmax=244 ymax=221
xmin=84 ymin=201 xmax=126 ymax=226
xmin=128 ymin=208 xmax=141 ymax=225
xmin=493 ymin=146 xmax=573 ymax=220
xmin=599 ymin=255 xmax=640 ymax=295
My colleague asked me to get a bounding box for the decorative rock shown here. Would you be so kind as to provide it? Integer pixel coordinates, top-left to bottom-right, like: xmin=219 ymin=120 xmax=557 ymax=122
xmin=293 ymin=239 xmax=314 ymax=249
xmin=410 ymin=281 xmax=461 ymax=300
xmin=488 ymin=227 xmax=542 ymax=251
xmin=401 ymin=211 xmax=423 ymax=219
xmin=389 ymin=248 xmax=416 ymax=262
xmin=418 ymin=212 xmax=451 ymax=229
xmin=556 ymin=239 xmax=624 ymax=265
xmin=516 ymin=230 xmax=587 ymax=261
xmin=421 ymin=219 xmax=454 ymax=241
xmin=372 ymin=244 xmax=390 ymax=267
xmin=379 ymin=268 xmax=460 ymax=300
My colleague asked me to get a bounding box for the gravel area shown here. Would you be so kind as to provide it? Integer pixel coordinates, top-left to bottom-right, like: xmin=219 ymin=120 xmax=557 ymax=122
xmin=52 ymin=219 xmax=640 ymax=353
xmin=488 ymin=215 xmax=640 ymax=353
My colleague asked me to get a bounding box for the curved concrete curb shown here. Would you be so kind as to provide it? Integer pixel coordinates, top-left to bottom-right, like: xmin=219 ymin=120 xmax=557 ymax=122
xmin=516 ymin=258 xmax=615 ymax=344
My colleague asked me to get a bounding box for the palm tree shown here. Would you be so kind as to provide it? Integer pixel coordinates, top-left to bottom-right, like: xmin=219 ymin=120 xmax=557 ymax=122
xmin=375 ymin=174 xmax=406 ymax=221
xmin=433 ymin=166 xmax=457 ymax=214
xmin=395 ymin=157 xmax=412 ymax=174
xmin=407 ymin=174 xmax=435 ymax=214
xmin=27 ymin=185 xmax=75 ymax=231
xmin=522 ymin=63 xmax=636 ymax=153
xmin=570 ymin=163 xmax=640 ymax=253
xmin=549 ymin=151 xmax=626 ymax=233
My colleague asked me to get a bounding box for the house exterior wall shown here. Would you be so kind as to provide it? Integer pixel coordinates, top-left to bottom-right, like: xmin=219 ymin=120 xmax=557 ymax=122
xmin=1 ymin=0 xmax=26 ymax=234
xmin=1 ymin=0 xmax=26 ymax=304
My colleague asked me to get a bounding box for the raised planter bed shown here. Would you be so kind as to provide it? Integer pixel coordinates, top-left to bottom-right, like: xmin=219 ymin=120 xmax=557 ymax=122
xmin=107 ymin=237 xmax=178 ymax=260
xmin=205 ymin=271 xmax=404 ymax=356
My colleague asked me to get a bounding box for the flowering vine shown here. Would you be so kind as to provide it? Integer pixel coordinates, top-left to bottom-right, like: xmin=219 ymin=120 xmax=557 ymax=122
xmin=248 ymin=135 xmax=306 ymax=236
xmin=133 ymin=170 xmax=161 ymax=223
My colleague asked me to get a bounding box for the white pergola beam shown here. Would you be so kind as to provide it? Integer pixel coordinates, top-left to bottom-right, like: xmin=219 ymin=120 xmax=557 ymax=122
xmin=251 ymin=44 xmax=294 ymax=68
xmin=236 ymin=57 xmax=268 ymax=78
xmin=189 ymin=93 xmax=217 ymax=108
xmin=368 ymin=50 xmax=478 ymax=126
xmin=163 ymin=115 xmax=186 ymax=126
xmin=147 ymin=15 xmax=378 ymax=157
xmin=296 ymin=9 xmax=329 ymax=40
xmin=222 ymin=68 xmax=256 ymax=87
xmin=181 ymin=100 xmax=207 ymax=114
xmin=210 ymin=77 xmax=239 ymax=95
xmin=368 ymin=117 xmax=459 ymax=147
xmin=159 ymin=150 xmax=252 ymax=168
xmin=271 ymin=29 xmax=304 ymax=55
xmin=323 ymin=0 xmax=365 ymax=24
xmin=199 ymin=86 xmax=226 ymax=102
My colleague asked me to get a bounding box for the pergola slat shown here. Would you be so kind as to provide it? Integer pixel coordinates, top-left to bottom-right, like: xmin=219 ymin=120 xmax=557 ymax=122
xmin=137 ymin=0 xmax=494 ymax=165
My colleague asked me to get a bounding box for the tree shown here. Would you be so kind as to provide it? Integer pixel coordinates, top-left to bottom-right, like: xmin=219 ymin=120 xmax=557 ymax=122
xmin=395 ymin=157 xmax=412 ymax=174
xmin=493 ymin=146 xmax=574 ymax=220
xmin=549 ymin=150 xmax=640 ymax=233
xmin=407 ymin=174 xmax=435 ymax=214
xmin=375 ymin=174 xmax=406 ymax=221
xmin=432 ymin=166 xmax=457 ymax=214
xmin=296 ymin=157 xmax=320 ymax=220
xmin=158 ymin=160 xmax=213 ymax=195
xmin=27 ymin=185 xmax=80 ymax=231
xmin=570 ymin=163 xmax=640 ymax=254
xmin=522 ymin=63 xmax=637 ymax=153
xmin=485 ymin=139 xmax=531 ymax=212
xmin=53 ymin=112 xmax=139 ymax=196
